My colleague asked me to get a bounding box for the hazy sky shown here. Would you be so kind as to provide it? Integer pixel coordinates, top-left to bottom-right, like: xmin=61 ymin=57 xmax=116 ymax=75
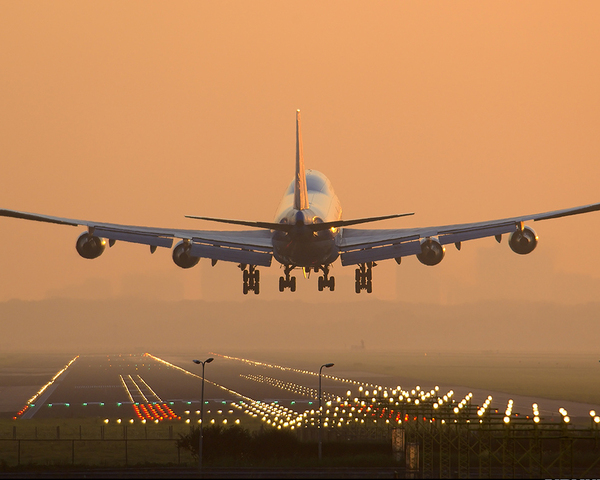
xmin=1 ymin=1 xmax=599 ymax=304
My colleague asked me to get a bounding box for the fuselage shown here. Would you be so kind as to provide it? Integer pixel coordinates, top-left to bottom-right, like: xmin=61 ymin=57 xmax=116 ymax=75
xmin=271 ymin=169 xmax=342 ymax=267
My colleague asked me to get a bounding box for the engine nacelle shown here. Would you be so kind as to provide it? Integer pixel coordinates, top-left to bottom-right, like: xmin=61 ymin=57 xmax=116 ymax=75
xmin=509 ymin=226 xmax=538 ymax=255
xmin=417 ymin=237 xmax=445 ymax=266
xmin=76 ymin=232 xmax=106 ymax=259
xmin=172 ymin=241 xmax=200 ymax=269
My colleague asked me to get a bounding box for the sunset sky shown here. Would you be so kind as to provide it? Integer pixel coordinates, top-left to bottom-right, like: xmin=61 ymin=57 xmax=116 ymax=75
xmin=1 ymin=1 xmax=599 ymax=304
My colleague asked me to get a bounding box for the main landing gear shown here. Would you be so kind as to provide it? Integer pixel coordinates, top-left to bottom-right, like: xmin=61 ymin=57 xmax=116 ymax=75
xmin=279 ymin=265 xmax=335 ymax=292
xmin=317 ymin=265 xmax=335 ymax=292
xmin=355 ymin=262 xmax=375 ymax=294
xmin=240 ymin=264 xmax=260 ymax=295
xmin=279 ymin=265 xmax=297 ymax=292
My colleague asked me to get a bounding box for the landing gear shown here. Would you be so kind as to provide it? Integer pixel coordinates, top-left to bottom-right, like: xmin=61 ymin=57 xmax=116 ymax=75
xmin=241 ymin=264 xmax=260 ymax=295
xmin=355 ymin=262 xmax=375 ymax=294
xmin=279 ymin=265 xmax=297 ymax=292
xmin=317 ymin=265 xmax=335 ymax=292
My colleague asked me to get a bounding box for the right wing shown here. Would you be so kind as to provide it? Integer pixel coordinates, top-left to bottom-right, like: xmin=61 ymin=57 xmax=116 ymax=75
xmin=337 ymin=202 xmax=600 ymax=266
xmin=0 ymin=209 xmax=274 ymax=266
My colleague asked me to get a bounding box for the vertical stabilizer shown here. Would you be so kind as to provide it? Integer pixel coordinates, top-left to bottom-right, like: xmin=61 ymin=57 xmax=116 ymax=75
xmin=294 ymin=110 xmax=309 ymax=211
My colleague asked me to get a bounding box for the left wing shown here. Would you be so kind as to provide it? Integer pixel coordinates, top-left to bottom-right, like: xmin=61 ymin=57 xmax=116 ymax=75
xmin=338 ymin=202 xmax=600 ymax=266
xmin=0 ymin=209 xmax=273 ymax=266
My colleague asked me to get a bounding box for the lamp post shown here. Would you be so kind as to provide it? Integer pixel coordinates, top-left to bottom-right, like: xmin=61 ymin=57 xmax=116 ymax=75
xmin=318 ymin=362 xmax=334 ymax=462
xmin=193 ymin=357 xmax=213 ymax=470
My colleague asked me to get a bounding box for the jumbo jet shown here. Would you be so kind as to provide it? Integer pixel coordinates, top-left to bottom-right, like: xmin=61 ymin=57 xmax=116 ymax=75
xmin=2 ymin=110 xmax=600 ymax=294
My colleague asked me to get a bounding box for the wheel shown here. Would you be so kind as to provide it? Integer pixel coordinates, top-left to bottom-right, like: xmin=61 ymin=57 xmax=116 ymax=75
xmin=318 ymin=276 xmax=324 ymax=291
xmin=243 ymin=284 xmax=248 ymax=295
xmin=243 ymin=270 xmax=248 ymax=282
xmin=355 ymin=282 xmax=361 ymax=294
xmin=290 ymin=277 xmax=296 ymax=292
xmin=366 ymin=281 xmax=372 ymax=293
xmin=366 ymin=269 xmax=372 ymax=281
xmin=355 ymin=269 xmax=360 ymax=282
xmin=254 ymin=270 xmax=260 ymax=282
xmin=329 ymin=277 xmax=335 ymax=291
xmin=254 ymin=283 xmax=260 ymax=295
xmin=279 ymin=277 xmax=285 ymax=292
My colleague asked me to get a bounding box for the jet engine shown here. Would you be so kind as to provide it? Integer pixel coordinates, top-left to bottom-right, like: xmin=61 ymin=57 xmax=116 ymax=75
xmin=509 ymin=226 xmax=538 ymax=255
xmin=417 ymin=237 xmax=445 ymax=266
xmin=172 ymin=241 xmax=200 ymax=269
xmin=76 ymin=232 xmax=106 ymax=259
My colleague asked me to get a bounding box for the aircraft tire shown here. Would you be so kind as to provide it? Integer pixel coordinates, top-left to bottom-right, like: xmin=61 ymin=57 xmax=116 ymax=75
xmin=318 ymin=277 xmax=323 ymax=291
xmin=279 ymin=277 xmax=285 ymax=292
xmin=330 ymin=277 xmax=335 ymax=291
xmin=290 ymin=277 xmax=296 ymax=292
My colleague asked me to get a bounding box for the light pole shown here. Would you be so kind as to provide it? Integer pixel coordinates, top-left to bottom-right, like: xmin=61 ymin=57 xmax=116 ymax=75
xmin=193 ymin=357 xmax=213 ymax=470
xmin=318 ymin=362 xmax=334 ymax=462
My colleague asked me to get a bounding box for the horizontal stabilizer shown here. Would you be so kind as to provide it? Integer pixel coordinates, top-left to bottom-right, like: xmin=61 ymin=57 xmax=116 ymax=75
xmin=185 ymin=215 xmax=293 ymax=232
xmin=185 ymin=212 xmax=413 ymax=232
xmin=311 ymin=213 xmax=414 ymax=231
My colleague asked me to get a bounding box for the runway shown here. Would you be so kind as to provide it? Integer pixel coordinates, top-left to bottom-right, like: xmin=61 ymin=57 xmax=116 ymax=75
xmin=9 ymin=351 xmax=600 ymax=426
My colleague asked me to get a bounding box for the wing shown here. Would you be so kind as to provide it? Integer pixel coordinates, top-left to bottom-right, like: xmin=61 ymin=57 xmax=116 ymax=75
xmin=337 ymin=202 xmax=600 ymax=266
xmin=0 ymin=209 xmax=273 ymax=266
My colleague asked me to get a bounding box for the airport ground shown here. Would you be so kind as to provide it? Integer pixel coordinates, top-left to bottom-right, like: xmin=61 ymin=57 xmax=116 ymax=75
xmin=0 ymin=349 xmax=599 ymax=477
xmin=1 ymin=349 xmax=599 ymax=422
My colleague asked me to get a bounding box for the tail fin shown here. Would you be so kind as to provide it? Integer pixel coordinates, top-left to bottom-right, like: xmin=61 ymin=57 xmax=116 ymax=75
xmin=294 ymin=110 xmax=309 ymax=211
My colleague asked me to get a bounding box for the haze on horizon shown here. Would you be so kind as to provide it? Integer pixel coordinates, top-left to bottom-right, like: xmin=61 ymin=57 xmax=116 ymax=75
xmin=1 ymin=1 xmax=600 ymax=306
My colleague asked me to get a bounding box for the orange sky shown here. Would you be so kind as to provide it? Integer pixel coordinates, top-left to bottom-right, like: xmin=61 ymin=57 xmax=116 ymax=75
xmin=1 ymin=1 xmax=599 ymax=304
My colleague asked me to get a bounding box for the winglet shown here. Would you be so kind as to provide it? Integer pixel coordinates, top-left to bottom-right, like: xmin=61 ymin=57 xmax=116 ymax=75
xmin=294 ymin=110 xmax=309 ymax=211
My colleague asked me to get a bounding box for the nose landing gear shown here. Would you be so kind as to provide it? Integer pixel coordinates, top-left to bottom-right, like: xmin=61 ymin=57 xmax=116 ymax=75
xmin=279 ymin=265 xmax=297 ymax=292
xmin=355 ymin=262 xmax=375 ymax=293
xmin=240 ymin=264 xmax=260 ymax=294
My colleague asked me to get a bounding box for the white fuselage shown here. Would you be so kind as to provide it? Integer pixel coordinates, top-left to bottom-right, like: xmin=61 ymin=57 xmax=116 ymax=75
xmin=271 ymin=170 xmax=342 ymax=267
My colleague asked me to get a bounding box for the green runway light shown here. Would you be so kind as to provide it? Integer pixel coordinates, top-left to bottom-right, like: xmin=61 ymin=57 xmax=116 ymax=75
xmin=30 ymin=404 xmax=35 ymax=407
xmin=100 ymin=402 xmax=105 ymax=406
xmin=117 ymin=403 xmax=122 ymax=406
xmin=65 ymin=403 xmax=70 ymax=407
xmin=83 ymin=403 xmax=87 ymax=406
xmin=48 ymin=404 xmax=52 ymax=407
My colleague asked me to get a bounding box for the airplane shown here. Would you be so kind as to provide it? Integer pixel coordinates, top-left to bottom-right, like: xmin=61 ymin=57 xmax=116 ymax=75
xmin=2 ymin=110 xmax=600 ymax=295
